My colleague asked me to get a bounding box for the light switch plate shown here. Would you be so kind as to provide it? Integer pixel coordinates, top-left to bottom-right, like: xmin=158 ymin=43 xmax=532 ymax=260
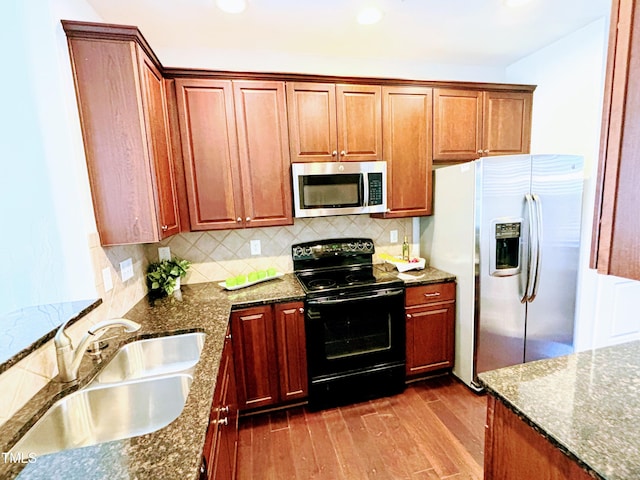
xmin=120 ymin=258 xmax=134 ymax=281
xmin=102 ymin=267 xmax=113 ymax=292
xmin=250 ymin=239 xmax=261 ymax=256
xmin=158 ymin=246 xmax=171 ymax=262
xmin=390 ymin=230 xmax=398 ymax=243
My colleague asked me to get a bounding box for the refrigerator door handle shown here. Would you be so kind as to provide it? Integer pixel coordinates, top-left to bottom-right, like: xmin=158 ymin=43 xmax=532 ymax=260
xmin=529 ymin=194 xmax=543 ymax=302
xmin=521 ymin=194 xmax=536 ymax=304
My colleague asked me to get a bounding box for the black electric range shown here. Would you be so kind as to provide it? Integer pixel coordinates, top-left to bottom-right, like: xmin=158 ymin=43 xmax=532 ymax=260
xmin=292 ymin=238 xmax=406 ymax=409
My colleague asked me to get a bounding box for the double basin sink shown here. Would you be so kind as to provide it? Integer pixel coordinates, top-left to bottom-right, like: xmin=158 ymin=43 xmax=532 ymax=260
xmin=11 ymin=332 xmax=206 ymax=457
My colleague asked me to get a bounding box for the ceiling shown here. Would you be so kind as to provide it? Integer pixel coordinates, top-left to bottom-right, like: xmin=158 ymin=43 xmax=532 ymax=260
xmin=85 ymin=0 xmax=611 ymax=68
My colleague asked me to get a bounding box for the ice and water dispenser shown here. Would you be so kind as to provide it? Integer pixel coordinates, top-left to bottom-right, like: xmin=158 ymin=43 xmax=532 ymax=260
xmin=490 ymin=220 xmax=522 ymax=277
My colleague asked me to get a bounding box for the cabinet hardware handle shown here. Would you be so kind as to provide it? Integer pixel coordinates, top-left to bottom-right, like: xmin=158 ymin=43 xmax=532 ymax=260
xmin=424 ymin=292 xmax=441 ymax=297
xmin=340 ymin=150 xmax=346 ymax=156
xmin=332 ymin=150 xmax=337 ymax=157
xmin=299 ymin=307 xmax=304 ymax=314
xmin=246 ymin=217 xmax=251 ymax=222
xmin=218 ymin=417 xmax=228 ymax=426
xmin=477 ymin=149 xmax=483 ymax=154
xmin=161 ymin=225 xmax=168 ymax=231
xmin=484 ymin=149 xmax=490 ymax=153
xmin=225 ymin=334 xmax=232 ymax=340
xmin=218 ymin=405 xmax=229 ymax=414
xmin=236 ymin=217 xmax=242 ymax=222
xmin=406 ymin=313 xmax=412 ymax=319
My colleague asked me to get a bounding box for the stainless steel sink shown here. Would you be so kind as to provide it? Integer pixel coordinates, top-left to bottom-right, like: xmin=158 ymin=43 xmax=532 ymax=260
xmin=91 ymin=332 xmax=206 ymax=384
xmin=11 ymin=373 xmax=193 ymax=457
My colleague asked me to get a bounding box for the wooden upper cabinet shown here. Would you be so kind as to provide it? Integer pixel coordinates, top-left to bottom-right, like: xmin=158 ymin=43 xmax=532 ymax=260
xmin=482 ymin=91 xmax=532 ymax=157
xmin=433 ymin=89 xmax=483 ymax=162
xmin=175 ymin=79 xmax=293 ymax=230
xmin=233 ymin=81 xmax=293 ymax=228
xmin=139 ymin=57 xmax=181 ymax=239
xmin=286 ymin=82 xmax=382 ymax=162
xmin=286 ymin=82 xmax=337 ymax=162
xmin=63 ymin=22 xmax=181 ymax=245
xmin=175 ymin=79 xmax=243 ymax=230
xmin=336 ymin=84 xmax=383 ymax=161
xmin=433 ymin=88 xmax=532 ymax=163
xmin=374 ymin=86 xmax=433 ymax=218
xmin=591 ymin=0 xmax=640 ymax=281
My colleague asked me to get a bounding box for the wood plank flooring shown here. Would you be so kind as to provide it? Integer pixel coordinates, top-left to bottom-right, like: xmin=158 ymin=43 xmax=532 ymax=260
xmin=237 ymin=376 xmax=487 ymax=480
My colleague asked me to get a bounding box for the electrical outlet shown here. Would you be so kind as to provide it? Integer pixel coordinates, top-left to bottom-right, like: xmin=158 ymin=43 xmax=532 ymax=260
xmin=250 ymin=239 xmax=261 ymax=256
xmin=120 ymin=258 xmax=134 ymax=281
xmin=158 ymin=246 xmax=171 ymax=262
xmin=102 ymin=267 xmax=113 ymax=292
xmin=390 ymin=230 xmax=398 ymax=243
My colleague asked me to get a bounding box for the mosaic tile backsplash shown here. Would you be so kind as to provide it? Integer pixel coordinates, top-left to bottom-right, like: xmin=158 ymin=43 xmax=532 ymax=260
xmin=146 ymin=215 xmax=416 ymax=283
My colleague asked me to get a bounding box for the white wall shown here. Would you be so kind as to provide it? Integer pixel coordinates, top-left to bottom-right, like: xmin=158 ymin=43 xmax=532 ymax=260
xmin=0 ymin=0 xmax=103 ymax=316
xmin=506 ymin=17 xmax=640 ymax=351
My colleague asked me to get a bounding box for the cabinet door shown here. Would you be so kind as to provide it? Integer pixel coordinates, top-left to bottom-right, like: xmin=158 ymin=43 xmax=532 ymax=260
xmin=139 ymin=54 xmax=181 ymax=239
xmin=66 ymin=36 xmax=160 ymax=245
xmin=379 ymin=86 xmax=433 ymax=218
xmin=222 ymin=337 xmax=238 ymax=480
xmin=406 ymin=301 xmax=455 ymax=377
xmin=204 ymin=335 xmax=230 ymax=480
xmin=591 ymin=0 xmax=640 ymax=281
xmin=433 ymin=88 xmax=483 ymax=162
xmin=482 ymin=91 xmax=532 ymax=157
xmin=233 ymin=81 xmax=293 ymax=228
xmin=336 ymin=84 xmax=383 ymax=161
xmin=274 ymin=302 xmax=308 ymax=402
xmin=231 ymin=306 xmax=280 ymax=410
xmin=175 ymin=79 xmax=244 ymax=230
xmin=286 ymin=82 xmax=338 ymax=162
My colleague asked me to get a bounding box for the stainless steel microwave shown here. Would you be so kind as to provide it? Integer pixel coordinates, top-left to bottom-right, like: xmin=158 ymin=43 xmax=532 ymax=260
xmin=291 ymin=161 xmax=387 ymax=218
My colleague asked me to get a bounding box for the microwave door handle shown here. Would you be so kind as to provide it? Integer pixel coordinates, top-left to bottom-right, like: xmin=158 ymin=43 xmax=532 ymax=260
xmin=362 ymin=173 xmax=369 ymax=207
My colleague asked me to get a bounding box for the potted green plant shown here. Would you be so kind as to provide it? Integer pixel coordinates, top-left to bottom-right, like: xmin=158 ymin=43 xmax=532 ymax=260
xmin=146 ymin=257 xmax=191 ymax=297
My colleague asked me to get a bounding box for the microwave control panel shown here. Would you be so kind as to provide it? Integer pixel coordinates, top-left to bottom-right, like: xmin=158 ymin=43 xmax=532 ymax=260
xmin=368 ymin=173 xmax=383 ymax=206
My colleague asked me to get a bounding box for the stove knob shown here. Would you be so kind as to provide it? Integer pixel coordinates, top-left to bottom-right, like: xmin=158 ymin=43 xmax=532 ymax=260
xmin=356 ymin=242 xmax=364 ymax=250
xmin=293 ymin=246 xmax=303 ymax=256
xmin=348 ymin=242 xmax=356 ymax=252
xmin=303 ymin=247 xmax=312 ymax=256
xmin=364 ymin=241 xmax=373 ymax=252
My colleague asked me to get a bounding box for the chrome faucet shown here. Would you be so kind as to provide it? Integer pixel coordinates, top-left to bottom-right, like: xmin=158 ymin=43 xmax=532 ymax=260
xmin=54 ymin=318 xmax=141 ymax=382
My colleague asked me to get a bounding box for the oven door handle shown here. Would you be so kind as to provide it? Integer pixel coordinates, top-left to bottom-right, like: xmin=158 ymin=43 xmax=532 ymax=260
xmin=306 ymin=287 xmax=404 ymax=306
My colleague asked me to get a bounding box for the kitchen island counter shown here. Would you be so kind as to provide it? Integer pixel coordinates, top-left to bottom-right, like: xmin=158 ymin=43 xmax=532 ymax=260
xmin=479 ymin=340 xmax=640 ymax=480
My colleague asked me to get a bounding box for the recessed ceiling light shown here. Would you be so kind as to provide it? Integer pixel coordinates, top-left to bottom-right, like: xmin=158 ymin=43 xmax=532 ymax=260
xmin=216 ymin=0 xmax=246 ymax=14
xmin=357 ymin=7 xmax=383 ymax=25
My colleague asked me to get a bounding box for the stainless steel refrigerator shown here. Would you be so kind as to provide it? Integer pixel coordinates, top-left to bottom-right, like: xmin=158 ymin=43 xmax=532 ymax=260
xmin=420 ymin=154 xmax=584 ymax=389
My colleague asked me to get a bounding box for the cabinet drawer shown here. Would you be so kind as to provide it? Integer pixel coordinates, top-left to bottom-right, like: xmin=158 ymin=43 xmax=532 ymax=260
xmin=405 ymin=282 xmax=455 ymax=307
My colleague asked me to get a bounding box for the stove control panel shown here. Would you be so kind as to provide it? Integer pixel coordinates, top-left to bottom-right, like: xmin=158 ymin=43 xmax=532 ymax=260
xmin=292 ymin=238 xmax=375 ymax=261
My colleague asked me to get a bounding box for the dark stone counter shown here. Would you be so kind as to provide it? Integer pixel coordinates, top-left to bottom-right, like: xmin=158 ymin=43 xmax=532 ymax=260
xmin=479 ymin=341 xmax=640 ymax=480
xmin=1 ymin=265 xmax=454 ymax=479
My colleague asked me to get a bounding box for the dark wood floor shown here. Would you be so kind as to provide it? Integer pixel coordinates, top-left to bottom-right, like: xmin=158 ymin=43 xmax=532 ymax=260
xmin=237 ymin=376 xmax=487 ymax=480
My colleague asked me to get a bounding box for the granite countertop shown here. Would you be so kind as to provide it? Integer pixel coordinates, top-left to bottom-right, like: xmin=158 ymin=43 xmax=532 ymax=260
xmin=374 ymin=265 xmax=456 ymax=286
xmin=0 ymin=274 xmax=304 ymax=480
xmin=1 ymin=265 xmax=454 ymax=480
xmin=478 ymin=341 xmax=640 ymax=480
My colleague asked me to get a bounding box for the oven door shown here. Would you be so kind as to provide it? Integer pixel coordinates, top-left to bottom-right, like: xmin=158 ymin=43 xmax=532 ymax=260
xmin=305 ymin=287 xmax=405 ymax=380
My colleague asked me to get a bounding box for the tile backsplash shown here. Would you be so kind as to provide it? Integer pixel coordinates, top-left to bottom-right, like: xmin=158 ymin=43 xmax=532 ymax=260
xmin=146 ymin=215 xmax=416 ymax=283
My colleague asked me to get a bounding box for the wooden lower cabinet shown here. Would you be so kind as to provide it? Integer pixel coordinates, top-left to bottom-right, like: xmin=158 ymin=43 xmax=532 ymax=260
xmin=405 ymin=282 xmax=456 ymax=378
xmin=203 ymin=330 xmax=238 ymax=480
xmin=232 ymin=301 xmax=307 ymax=411
xmin=484 ymin=396 xmax=593 ymax=480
